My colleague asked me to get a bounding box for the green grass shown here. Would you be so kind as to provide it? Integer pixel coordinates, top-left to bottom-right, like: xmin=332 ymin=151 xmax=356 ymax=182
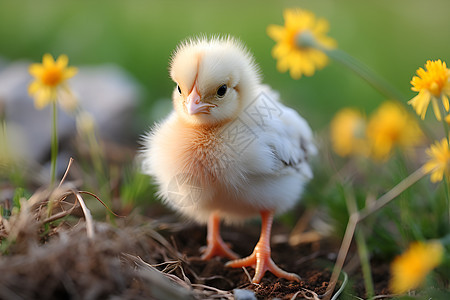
xmin=1 ymin=0 xmax=450 ymax=297
xmin=1 ymin=0 xmax=450 ymax=131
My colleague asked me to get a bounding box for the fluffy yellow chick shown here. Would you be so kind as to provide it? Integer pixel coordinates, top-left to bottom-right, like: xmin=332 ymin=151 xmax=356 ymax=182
xmin=142 ymin=36 xmax=316 ymax=283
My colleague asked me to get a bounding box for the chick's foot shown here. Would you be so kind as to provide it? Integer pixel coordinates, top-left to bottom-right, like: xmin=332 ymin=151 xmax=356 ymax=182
xmin=225 ymin=240 xmax=300 ymax=283
xmin=225 ymin=210 xmax=300 ymax=284
xmin=201 ymin=212 xmax=239 ymax=260
xmin=201 ymin=236 xmax=239 ymax=260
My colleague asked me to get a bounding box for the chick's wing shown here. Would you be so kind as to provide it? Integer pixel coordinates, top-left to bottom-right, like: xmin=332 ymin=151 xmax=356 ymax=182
xmin=238 ymin=85 xmax=317 ymax=179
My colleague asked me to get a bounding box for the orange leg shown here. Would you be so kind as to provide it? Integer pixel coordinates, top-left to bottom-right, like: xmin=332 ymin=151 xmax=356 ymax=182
xmin=225 ymin=210 xmax=300 ymax=284
xmin=201 ymin=212 xmax=239 ymax=260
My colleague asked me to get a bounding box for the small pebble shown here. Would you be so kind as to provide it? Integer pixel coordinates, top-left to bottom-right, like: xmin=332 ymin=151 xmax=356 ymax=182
xmin=233 ymin=288 xmax=257 ymax=300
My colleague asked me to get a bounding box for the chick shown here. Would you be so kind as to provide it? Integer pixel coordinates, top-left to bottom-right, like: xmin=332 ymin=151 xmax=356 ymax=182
xmin=142 ymin=36 xmax=316 ymax=283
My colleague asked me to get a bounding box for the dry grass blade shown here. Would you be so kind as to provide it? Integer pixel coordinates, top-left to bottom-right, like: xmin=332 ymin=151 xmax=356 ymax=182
xmin=125 ymin=254 xmax=190 ymax=288
xmin=58 ymin=157 xmax=74 ymax=188
xmin=1 ymin=157 xmax=104 ymax=253
xmin=147 ymin=228 xmax=186 ymax=260
xmin=242 ymin=266 xmax=254 ymax=284
xmin=123 ymin=254 xmax=195 ymax=299
xmin=191 ymin=284 xmax=234 ymax=299
xmin=325 ymin=167 xmax=427 ymax=300
xmin=371 ymin=294 xmax=396 ymax=299
xmin=357 ymin=166 xmax=426 ymax=221
xmin=74 ymin=191 xmax=94 ymax=239
xmin=41 ymin=192 xmax=79 ymax=224
xmin=1 ymin=218 xmax=181 ymax=299
xmin=290 ymin=288 xmax=321 ymax=300
xmin=79 ymin=190 xmax=124 ymax=217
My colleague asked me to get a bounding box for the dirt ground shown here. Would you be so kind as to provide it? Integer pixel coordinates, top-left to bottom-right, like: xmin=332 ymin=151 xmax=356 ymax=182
xmin=163 ymin=221 xmax=334 ymax=299
xmin=158 ymin=215 xmax=391 ymax=299
xmin=0 ymin=194 xmax=391 ymax=300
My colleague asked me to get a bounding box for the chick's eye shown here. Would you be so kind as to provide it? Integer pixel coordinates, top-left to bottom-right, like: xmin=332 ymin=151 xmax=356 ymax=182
xmin=216 ymin=84 xmax=227 ymax=97
xmin=177 ymin=85 xmax=182 ymax=94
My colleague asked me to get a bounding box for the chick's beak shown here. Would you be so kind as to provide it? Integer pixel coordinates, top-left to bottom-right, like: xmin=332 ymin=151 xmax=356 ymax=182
xmin=186 ymin=86 xmax=215 ymax=115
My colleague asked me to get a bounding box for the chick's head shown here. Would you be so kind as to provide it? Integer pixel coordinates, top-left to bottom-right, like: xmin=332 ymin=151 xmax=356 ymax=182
xmin=170 ymin=37 xmax=261 ymax=126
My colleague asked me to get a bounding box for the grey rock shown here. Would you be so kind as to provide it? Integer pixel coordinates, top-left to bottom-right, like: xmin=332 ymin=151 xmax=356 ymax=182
xmin=0 ymin=58 xmax=141 ymax=177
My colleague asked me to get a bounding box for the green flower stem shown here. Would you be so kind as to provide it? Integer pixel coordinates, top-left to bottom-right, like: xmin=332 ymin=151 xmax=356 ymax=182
xmin=439 ymin=98 xmax=450 ymax=143
xmin=297 ymin=31 xmax=406 ymax=102
xmin=440 ymin=233 xmax=450 ymax=246
xmin=299 ymin=32 xmax=435 ymax=138
xmin=324 ymin=48 xmax=406 ymax=102
xmin=297 ymin=32 xmax=434 ymax=138
xmin=439 ymin=101 xmax=450 ymax=224
xmin=87 ymin=127 xmax=114 ymax=222
xmin=355 ymin=228 xmax=374 ymax=298
xmin=324 ymin=44 xmax=436 ymax=139
xmin=75 ymin=108 xmax=113 ymax=221
xmin=87 ymin=127 xmax=104 ymax=180
xmin=444 ymin=176 xmax=450 ymax=226
xmin=47 ymin=100 xmax=59 ymax=219
xmin=50 ymin=100 xmax=58 ymax=185
xmin=442 ymin=120 xmax=449 ymax=143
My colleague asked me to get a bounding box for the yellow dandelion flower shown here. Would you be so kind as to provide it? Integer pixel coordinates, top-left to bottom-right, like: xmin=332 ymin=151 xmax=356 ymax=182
xmin=390 ymin=241 xmax=444 ymax=294
xmin=28 ymin=53 xmax=78 ymax=109
xmin=330 ymin=108 xmax=367 ymax=157
xmin=423 ymin=137 xmax=450 ymax=182
xmin=267 ymin=8 xmax=337 ymax=79
xmin=408 ymin=59 xmax=450 ymax=121
xmin=366 ymin=102 xmax=422 ymax=160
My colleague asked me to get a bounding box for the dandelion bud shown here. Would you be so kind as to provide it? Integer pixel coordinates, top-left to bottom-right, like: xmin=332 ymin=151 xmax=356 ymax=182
xmin=76 ymin=111 xmax=96 ymax=136
xmin=59 ymin=90 xmax=79 ymax=113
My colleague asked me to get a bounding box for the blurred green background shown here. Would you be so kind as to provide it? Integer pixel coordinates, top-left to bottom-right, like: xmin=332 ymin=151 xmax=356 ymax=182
xmin=1 ymin=0 xmax=450 ymax=134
